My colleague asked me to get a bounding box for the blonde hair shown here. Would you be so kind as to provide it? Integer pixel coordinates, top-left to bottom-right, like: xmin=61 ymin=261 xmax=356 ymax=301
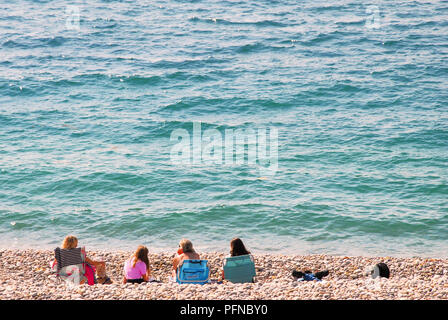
xmin=179 ymin=239 xmax=194 ymax=253
xmin=62 ymin=235 xmax=78 ymax=249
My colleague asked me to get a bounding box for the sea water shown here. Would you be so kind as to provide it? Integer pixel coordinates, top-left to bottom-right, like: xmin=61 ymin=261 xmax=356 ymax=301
xmin=0 ymin=0 xmax=447 ymax=257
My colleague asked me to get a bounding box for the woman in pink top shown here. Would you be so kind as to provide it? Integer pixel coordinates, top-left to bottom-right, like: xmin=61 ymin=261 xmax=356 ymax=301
xmin=122 ymin=245 xmax=151 ymax=284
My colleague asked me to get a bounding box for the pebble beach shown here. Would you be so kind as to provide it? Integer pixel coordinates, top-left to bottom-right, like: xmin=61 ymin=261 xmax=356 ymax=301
xmin=1 ymin=249 xmax=447 ymax=300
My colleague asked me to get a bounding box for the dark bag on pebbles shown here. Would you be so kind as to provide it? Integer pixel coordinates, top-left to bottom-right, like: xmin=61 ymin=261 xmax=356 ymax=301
xmin=368 ymin=263 xmax=390 ymax=279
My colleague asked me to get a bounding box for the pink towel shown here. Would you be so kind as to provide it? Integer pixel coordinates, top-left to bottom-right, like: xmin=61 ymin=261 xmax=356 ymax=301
xmin=84 ymin=264 xmax=96 ymax=285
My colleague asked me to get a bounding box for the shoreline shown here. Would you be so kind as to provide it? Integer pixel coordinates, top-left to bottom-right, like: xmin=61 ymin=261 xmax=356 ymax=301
xmin=1 ymin=249 xmax=447 ymax=300
xmin=2 ymin=242 xmax=447 ymax=260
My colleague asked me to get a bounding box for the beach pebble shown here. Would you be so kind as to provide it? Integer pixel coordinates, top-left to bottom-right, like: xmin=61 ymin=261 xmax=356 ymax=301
xmin=0 ymin=249 xmax=447 ymax=300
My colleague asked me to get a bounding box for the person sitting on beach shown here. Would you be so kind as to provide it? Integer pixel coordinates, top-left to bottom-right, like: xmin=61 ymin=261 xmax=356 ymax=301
xmin=172 ymin=239 xmax=200 ymax=277
xmin=221 ymin=237 xmax=251 ymax=279
xmin=52 ymin=235 xmax=112 ymax=284
xmin=122 ymin=245 xmax=152 ymax=284
xmin=229 ymin=237 xmax=251 ymax=257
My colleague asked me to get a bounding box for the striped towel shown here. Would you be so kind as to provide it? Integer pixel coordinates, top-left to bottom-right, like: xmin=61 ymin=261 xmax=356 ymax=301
xmin=54 ymin=247 xmax=85 ymax=273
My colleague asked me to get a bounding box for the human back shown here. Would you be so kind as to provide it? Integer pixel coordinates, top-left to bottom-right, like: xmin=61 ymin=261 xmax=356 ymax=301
xmin=172 ymin=239 xmax=200 ymax=276
xmin=123 ymin=245 xmax=151 ymax=284
xmin=177 ymin=251 xmax=200 ymax=265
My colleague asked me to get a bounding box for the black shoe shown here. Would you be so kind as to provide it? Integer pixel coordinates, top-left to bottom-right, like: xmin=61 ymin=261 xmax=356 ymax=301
xmin=292 ymin=270 xmax=304 ymax=278
xmin=314 ymin=270 xmax=329 ymax=280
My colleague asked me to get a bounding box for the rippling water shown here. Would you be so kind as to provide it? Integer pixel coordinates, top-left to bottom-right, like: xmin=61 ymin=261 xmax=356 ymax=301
xmin=0 ymin=0 xmax=447 ymax=257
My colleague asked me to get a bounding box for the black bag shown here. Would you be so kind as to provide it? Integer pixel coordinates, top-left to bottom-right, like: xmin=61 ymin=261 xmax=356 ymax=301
xmin=370 ymin=263 xmax=390 ymax=278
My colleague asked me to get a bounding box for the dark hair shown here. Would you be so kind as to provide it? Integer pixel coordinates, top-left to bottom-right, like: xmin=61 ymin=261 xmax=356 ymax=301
xmin=230 ymin=238 xmax=250 ymax=257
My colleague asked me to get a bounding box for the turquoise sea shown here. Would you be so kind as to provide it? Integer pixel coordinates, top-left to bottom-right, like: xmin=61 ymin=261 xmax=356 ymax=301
xmin=0 ymin=0 xmax=447 ymax=257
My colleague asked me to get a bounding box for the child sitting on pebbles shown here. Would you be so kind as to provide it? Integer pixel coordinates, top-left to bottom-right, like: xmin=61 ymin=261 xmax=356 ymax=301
xmin=122 ymin=245 xmax=153 ymax=284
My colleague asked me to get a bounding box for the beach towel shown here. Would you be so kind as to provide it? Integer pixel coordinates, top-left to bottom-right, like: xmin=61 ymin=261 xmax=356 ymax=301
xmin=84 ymin=263 xmax=96 ymax=285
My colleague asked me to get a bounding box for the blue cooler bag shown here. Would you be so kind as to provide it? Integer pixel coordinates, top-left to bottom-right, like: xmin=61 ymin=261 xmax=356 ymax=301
xmin=176 ymin=259 xmax=210 ymax=284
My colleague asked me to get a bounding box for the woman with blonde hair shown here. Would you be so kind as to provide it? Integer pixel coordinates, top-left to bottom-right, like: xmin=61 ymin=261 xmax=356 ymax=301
xmin=172 ymin=238 xmax=200 ymax=277
xmin=122 ymin=245 xmax=152 ymax=284
xmin=61 ymin=235 xmax=78 ymax=249
xmin=53 ymin=235 xmax=112 ymax=284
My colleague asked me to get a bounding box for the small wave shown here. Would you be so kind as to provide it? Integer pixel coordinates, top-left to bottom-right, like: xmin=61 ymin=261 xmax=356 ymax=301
xmin=236 ymin=42 xmax=265 ymax=54
xmin=2 ymin=40 xmax=20 ymax=48
xmin=206 ymin=41 xmax=291 ymax=56
xmin=336 ymin=19 xmax=366 ymax=27
xmin=188 ymin=16 xmax=287 ymax=28
xmin=158 ymin=96 xmax=294 ymax=114
xmin=149 ymin=56 xmax=228 ymax=69
xmin=2 ymin=36 xmax=69 ymax=49
xmin=300 ymin=32 xmax=340 ymax=46
xmin=311 ymin=4 xmax=348 ymax=12
xmin=69 ymin=73 xmax=163 ymax=87
xmin=46 ymin=36 xmax=67 ymax=47
xmin=93 ymin=21 xmax=118 ymax=29
xmin=303 ymin=82 xmax=367 ymax=98
xmin=0 ymin=83 xmax=35 ymax=97
xmin=382 ymin=128 xmax=448 ymax=148
xmin=165 ymin=71 xmax=214 ymax=82
xmin=121 ymin=75 xmax=163 ymax=85
xmin=381 ymin=39 xmax=404 ymax=47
